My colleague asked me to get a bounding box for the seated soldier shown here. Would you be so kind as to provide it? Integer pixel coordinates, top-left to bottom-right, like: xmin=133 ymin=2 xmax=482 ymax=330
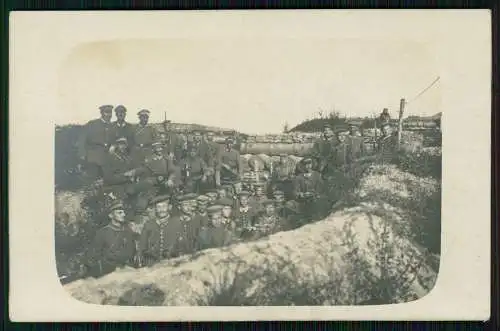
xmin=292 ymin=158 xmax=326 ymax=222
xmin=101 ymin=138 xmax=138 ymax=214
xmin=248 ymin=182 xmax=267 ymax=212
xmin=174 ymin=193 xmax=202 ymax=256
xmin=178 ymin=144 xmax=209 ymax=194
xmin=127 ymin=141 xmax=178 ymax=218
xmin=137 ymin=195 xmax=181 ymax=266
xmin=197 ymin=204 xmax=239 ymax=250
xmin=251 ymin=199 xmax=289 ymax=240
xmin=270 ymin=153 xmax=296 ymax=198
xmin=232 ymin=191 xmax=259 ymax=240
xmin=83 ymin=200 xmax=137 ymax=278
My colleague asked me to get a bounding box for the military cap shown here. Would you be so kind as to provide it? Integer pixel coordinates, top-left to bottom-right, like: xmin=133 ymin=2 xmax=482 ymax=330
xmin=380 ymin=122 xmax=392 ymax=128
xmin=253 ymin=182 xmax=266 ymax=187
xmin=225 ymin=137 xmax=235 ymax=143
xmin=99 ymin=105 xmax=114 ymax=112
xmin=323 ymin=123 xmax=333 ymax=130
xmin=152 ymin=140 xmax=163 ymax=147
xmin=262 ymin=199 xmax=276 ymax=207
xmin=207 ymin=205 xmax=223 ymax=214
xmin=238 ymin=190 xmax=251 ymax=197
xmin=114 ymin=105 xmax=127 ymax=113
xmin=150 ymin=194 xmax=171 ymax=206
xmin=108 ymin=200 xmax=125 ymax=212
xmin=215 ymin=198 xmax=234 ymax=207
xmin=303 ymin=157 xmax=313 ymax=164
xmin=177 ymin=193 xmax=198 ymax=203
xmin=197 ymin=195 xmax=210 ymax=202
xmin=137 ymin=109 xmax=151 ymax=116
xmin=272 ymin=189 xmax=285 ymax=196
xmin=115 ymin=137 xmax=128 ymax=144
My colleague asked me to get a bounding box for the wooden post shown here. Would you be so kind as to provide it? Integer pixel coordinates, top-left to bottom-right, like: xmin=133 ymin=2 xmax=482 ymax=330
xmin=397 ymin=98 xmax=406 ymax=150
xmin=373 ymin=113 xmax=378 ymax=153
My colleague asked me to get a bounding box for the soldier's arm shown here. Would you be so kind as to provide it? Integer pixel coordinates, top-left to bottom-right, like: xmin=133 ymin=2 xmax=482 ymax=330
xmin=138 ymin=223 xmax=150 ymax=255
xmin=236 ymin=151 xmax=243 ymax=178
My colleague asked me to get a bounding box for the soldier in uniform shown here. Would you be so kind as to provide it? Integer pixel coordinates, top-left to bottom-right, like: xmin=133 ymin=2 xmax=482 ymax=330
xmin=292 ymin=158 xmax=326 ymax=222
xmin=379 ymin=108 xmax=391 ymax=126
xmin=77 ymin=104 xmax=115 ymax=181
xmin=102 ymin=137 xmax=137 ymax=201
xmin=251 ymin=199 xmax=288 ymax=240
xmin=248 ymin=182 xmax=267 ymax=212
xmin=232 ymin=191 xmax=258 ymax=240
xmin=174 ymin=193 xmax=202 ymax=256
xmin=111 ymin=105 xmax=134 ymax=147
xmin=137 ymin=195 xmax=181 ymax=266
xmin=377 ymin=122 xmax=399 ymax=163
xmin=198 ymin=201 xmax=239 ymax=250
xmin=192 ymin=195 xmax=210 ymax=228
xmin=345 ymin=122 xmax=366 ymax=178
xmin=271 ymin=153 xmax=296 ymax=198
xmin=128 ymin=141 xmax=178 ymax=217
xmin=217 ymin=197 xmax=237 ymax=232
xmin=311 ymin=124 xmax=339 ymax=176
xmin=131 ymin=109 xmax=158 ymax=166
xmin=204 ymin=189 xmax=219 ymax=203
xmin=178 ymin=143 xmax=209 ymax=194
xmin=219 ymin=137 xmax=242 ymax=184
xmin=83 ymin=200 xmax=137 ymax=278
xmin=242 ymin=156 xmax=270 ymax=193
xmin=199 ymin=131 xmax=221 ymax=170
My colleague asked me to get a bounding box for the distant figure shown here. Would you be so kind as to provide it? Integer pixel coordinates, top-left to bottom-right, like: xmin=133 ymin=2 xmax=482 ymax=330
xmin=292 ymin=158 xmax=325 ymax=222
xmin=77 ymin=104 xmax=114 ymax=180
xmin=311 ymin=124 xmax=339 ymax=176
xmin=379 ymin=108 xmax=391 ymax=126
xmin=111 ymin=105 xmax=134 ymax=147
xmin=83 ymin=200 xmax=137 ymax=278
xmin=197 ymin=204 xmax=239 ymax=250
xmin=178 ymin=143 xmax=209 ymax=194
xmin=377 ymin=122 xmax=399 ymax=163
xmin=174 ymin=193 xmax=202 ymax=256
xmin=271 ymin=153 xmax=296 ymax=198
xmin=219 ymin=137 xmax=243 ymax=184
xmin=131 ymin=109 xmax=158 ymax=166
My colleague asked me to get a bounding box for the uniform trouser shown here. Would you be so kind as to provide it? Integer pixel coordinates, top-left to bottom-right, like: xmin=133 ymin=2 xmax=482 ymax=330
xmin=184 ymin=176 xmax=202 ymax=194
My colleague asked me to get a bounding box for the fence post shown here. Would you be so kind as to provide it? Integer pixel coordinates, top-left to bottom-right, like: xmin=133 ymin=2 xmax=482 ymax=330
xmin=397 ymin=98 xmax=406 ymax=151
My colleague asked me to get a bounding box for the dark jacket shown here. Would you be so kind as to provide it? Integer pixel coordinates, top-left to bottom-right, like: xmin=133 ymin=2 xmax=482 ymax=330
xmin=77 ymin=118 xmax=114 ymax=166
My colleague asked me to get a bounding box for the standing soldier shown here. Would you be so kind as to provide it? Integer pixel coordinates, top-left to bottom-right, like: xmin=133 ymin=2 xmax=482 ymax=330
xmin=178 ymin=143 xmax=209 ymax=194
xmin=111 ymin=105 xmax=134 ymax=147
xmin=77 ymin=104 xmax=115 ymax=181
xmin=129 ymin=141 xmax=178 ymax=217
xmin=232 ymin=191 xmax=258 ymax=240
xmin=131 ymin=109 xmax=158 ymax=166
xmin=248 ymin=182 xmax=267 ymax=212
xmin=311 ymin=124 xmax=339 ymax=176
xmin=174 ymin=193 xmax=202 ymax=256
xmin=271 ymin=153 xmax=296 ymax=198
xmin=219 ymin=137 xmax=242 ymax=185
xmin=345 ymin=122 xmax=366 ymax=178
xmin=292 ymin=158 xmax=325 ymax=222
xmin=379 ymin=108 xmax=391 ymax=126
xmin=377 ymin=122 xmax=399 ymax=163
xmin=137 ymin=195 xmax=181 ymax=266
xmin=102 ymin=137 xmax=137 ymax=201
xmin=192 ymin=195 xmax=210 ymax=229
xmin=83 ymin=200 xmax=137 ymax=278
xmin=199 ymin=131 xmax=221 ymax=185
xmin=252 ymin=200 xmax=288 ymax=240
xmin=242 ymin=156 xmax=270 ymax=193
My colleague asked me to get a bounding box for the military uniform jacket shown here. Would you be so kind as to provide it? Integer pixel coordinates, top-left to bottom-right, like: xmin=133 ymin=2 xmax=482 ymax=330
xmin=174 ymin=214 xmax=204 ymax=255
xmin=378 ymin=134 xmax=398 ymax=162
xmin=272 ymin=162 xmax=296 ymax=181
xmin=111 ymin=121 xmax=134 ymax=146
xmin=85 ymin=223 xmax=136 ymax=274
xmin=192 ymin=213 xmax=209 ymax=228
xmin=248 ymin=195 xmax=267 ymax=212
xmin=139 ymin=215 xmax=181 ymax=260
xmin=293 ymin=171 xmax=324 ymax=198
xmin=179 ymin=156 xmax=208 ymax=180
xmin=219 ymin=149 xmax=242 ymax=176
xmin=133 ymin=124 xmax=157 ymax=148
xmin=345 ymin=135 xmax=366 ymax=163
xmin=233 ymin=205 xmax=258 ymax=229
xmin=102 ymin=150 xmax=136 ymax=186
xmin=199 ymin=141 xmax=221 ymax=168
xmin=198 ymin=224 xmax=238 ymax=250
xmin=252 ymin=214 xmax=287 ymax=239
xmin=136 ymin=155 xmax=176 ymax=184
xmin=78 ymin=118 xmax=114 ymax=166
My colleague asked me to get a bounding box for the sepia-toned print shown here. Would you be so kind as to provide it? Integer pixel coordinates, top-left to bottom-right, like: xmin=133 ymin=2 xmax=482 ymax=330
xmin=55 ymin=39 xmax=442 ymax=306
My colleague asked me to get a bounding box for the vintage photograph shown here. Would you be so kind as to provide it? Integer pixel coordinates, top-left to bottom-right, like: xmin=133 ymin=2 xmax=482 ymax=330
xmin=53 ymin=38 xmax=443 ymax=306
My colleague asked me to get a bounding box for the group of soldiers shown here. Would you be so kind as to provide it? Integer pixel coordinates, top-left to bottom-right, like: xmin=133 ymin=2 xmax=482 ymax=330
xmin=67 ymin=104 xmax=399 ymax=280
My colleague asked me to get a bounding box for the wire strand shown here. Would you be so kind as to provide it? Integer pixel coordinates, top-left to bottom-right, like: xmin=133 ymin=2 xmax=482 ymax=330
xmin=406 ymin=76 xmax=441 ymax=105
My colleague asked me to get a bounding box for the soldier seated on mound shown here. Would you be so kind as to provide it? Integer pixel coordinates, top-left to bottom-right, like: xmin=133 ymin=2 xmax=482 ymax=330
xmin=137 ymin=194 xmax=181 ymax=267
xmin=251 ymin=199 xmax=289 ymax=240
xmin=197 ymin=203 xmax=239 ymax=250
xmin=270 ymin=153 xmax=295 ymax=197
xmin=83 ymin=200 xmax=138 ymax=279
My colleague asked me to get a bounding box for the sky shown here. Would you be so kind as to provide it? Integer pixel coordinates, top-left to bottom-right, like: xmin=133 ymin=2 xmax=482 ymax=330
xmin=58 ymin=38 xmax=441 ymax=134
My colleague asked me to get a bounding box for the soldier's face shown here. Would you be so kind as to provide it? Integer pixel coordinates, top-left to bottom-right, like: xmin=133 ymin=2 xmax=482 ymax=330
xmin=233 ymin=183 xmax=242 ymax=194
xmin=206 ymin=133 xmax=214 ymax=141
xmin=274 ymin=194 xmax=284 ymax=204
xmin=139 ymin=115 xmax=149 ymax=125
xmin=239 ymin=195 xmax=249 ymax=207
xmin=222 ymin=206 xmax=232 ymax=218
xmin=217 ymin=190 xmax=226 ymax=199
xmin=180 ymin=202 xmax=192 ymax=215
xmin=255 ymin=187 xmax=263 ymax=196
xmin=382 ymin=126 xmax=392 ymax=136
xmin=197 ymin=202 xmax=207 ymax=213
xmin=110 ymin=209 xmax=126 ymax=223
xmin=264 ymin=204 xmax=275 ymax=216
xmin=323 ymin=128 xmax=334 ymax=139
xmin=337 ymin=134 xmax=346 ymax=143
xmin=117 ymin=142 xmax=128 ymax=153
xmin=101 ymin=111 xmax=112 ymax=122
xmin=153 ymin=145 xmax=163 ymax=155
xmin=305 ymin=163 xmax=313 ymax=172
xmin=210 ymin=213 xmax=223 ymax=227
xmin=194 ymin=134 xmax=202 ymax=143
xmin=155 ymin=201 xmax=170 ymax=218
xmin=116 ymin=111 xmax=126 ymax=122
xmin=206 ymin=192 xmax=218 ymax=201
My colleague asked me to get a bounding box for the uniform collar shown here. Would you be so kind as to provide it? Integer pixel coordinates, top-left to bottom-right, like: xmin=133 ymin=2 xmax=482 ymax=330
xmin=107 ymin=222 xmax=124 ymax=231
xmin=116 ymin=121 xmax=127 ymax=127
xmin=156 ymin=215 xmax=170 ymax=226
xmin=152 ymin=154 xmax=164 ymax=161
xmin=101 ymin=118 xmax=110 ymax=124
xmin=239 ymin=206 xmax=249 ymax=212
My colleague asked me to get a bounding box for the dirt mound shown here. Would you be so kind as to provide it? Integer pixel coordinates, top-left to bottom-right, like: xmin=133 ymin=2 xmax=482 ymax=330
xmin=64 ymin=164 xmax=440 ymax=306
